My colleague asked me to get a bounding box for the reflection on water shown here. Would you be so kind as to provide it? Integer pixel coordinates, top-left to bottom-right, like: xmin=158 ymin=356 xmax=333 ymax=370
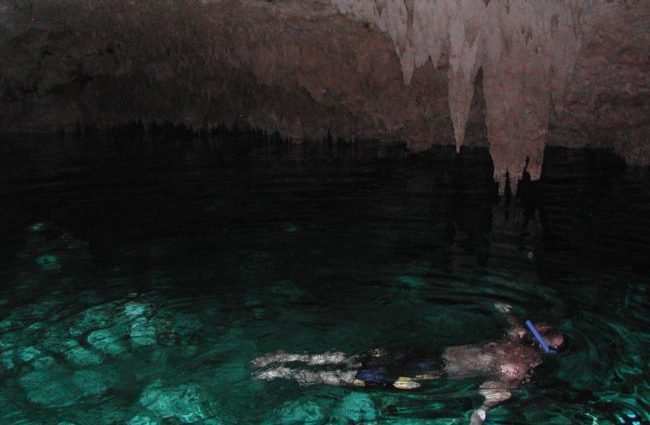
xmin=0 ymin=136 xmax=648 ymax=424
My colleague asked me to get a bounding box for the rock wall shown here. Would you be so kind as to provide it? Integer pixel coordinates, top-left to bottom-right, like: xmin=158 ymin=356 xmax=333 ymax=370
xmin=0 ymin=0 xmax=648 ymax=192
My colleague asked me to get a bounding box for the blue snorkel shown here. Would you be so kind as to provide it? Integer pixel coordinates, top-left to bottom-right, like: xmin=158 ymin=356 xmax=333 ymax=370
xmin=525 ymin=319 xmax=557 ymax=355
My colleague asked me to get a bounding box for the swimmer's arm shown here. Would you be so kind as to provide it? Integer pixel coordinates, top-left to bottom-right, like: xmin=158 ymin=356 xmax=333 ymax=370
xmin=469 ymin=380 xmax=513 ymax=425
xmin=494 ymin=302 xmax=526 ymax=339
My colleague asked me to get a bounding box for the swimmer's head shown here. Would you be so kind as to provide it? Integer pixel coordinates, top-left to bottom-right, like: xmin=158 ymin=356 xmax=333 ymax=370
xmin=525 ymin=322 xmax=565 ymax=352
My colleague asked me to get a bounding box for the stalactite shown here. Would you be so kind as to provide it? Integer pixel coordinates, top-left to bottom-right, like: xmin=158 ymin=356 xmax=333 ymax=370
xmin=331 ymin=0 xmax=585 ymax=193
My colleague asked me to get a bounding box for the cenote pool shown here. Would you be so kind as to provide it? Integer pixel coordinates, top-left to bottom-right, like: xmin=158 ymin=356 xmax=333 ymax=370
xmin=0 ymin=135 xmax=648 ymax=424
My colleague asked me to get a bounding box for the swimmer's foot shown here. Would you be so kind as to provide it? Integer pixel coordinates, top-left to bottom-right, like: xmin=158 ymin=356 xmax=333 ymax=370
xmin=251 ymin=350 xmax=287 ymax=368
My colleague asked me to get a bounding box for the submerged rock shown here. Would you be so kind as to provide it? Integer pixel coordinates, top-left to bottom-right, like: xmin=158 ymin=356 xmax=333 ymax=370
xmin=334 ymin=392 xmax=377 ymax=423
xmin=19 ymin=366 xmax=107 ymax=407
xmin=32 ymin=355 xmax=57 ymax=370
xmin=155 ymin=310 xmax=204 ymax=346
xmin=124 ymin=302 xmax=152 ymax=319
xmin=131 ymin=317 xmax=157 ymax=347
xmin=64 ymin=346 xmax=103 ymax=366
xmin=273 ymin=400 xmax=325 ymax=424
xmin=19 ymin=346 xmax=42 ymax=362
xmin=42 ymin=334 xmax=80 ymax=354
xmin=127 ymin=415 xmax=160 ymax=425
xmin=69 ymin=305 xmax=115 ymax=337
xmin=201 ymin=419 xmax=226 ymax=425
xmin=32 ymin=298 xmax=65 ymax=320
xmin=87 ymin=329 xmax=126 ymax=356
xmin=72 ymin=370 xmax=108 ymax=397
xmin=1 ymin=348 xmax=15 ymax=370
xmin=139 ymin=380 xmax=205 ymax=423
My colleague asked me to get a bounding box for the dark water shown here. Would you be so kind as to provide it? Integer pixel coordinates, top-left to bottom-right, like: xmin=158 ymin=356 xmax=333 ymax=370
xmin=0 ymin=135 xmax=648 ymax=425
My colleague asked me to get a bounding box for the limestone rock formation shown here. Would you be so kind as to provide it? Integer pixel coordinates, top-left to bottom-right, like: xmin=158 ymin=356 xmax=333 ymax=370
xmin=331 ymin=0 xmax=585 ymax=193
xmin=0 ymin=0 xmax=648 ymax=192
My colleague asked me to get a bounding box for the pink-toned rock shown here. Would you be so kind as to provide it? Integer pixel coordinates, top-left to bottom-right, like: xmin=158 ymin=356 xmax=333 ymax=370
xmin=0 ymin=0 xmax=648 ymax=192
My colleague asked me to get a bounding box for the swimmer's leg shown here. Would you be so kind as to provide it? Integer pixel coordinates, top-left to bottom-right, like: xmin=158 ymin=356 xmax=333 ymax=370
xmin=251 ymin=351 xmax=359 ymax=368
xmin=253 ymin=366 xmax=358 ymax=386
xmin=469 ymin=381 xmax=512 ymax=425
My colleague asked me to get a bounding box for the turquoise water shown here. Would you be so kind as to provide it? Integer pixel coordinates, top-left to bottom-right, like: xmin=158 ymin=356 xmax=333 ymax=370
xmin=0 ymin=136 xmax=648 ymax=424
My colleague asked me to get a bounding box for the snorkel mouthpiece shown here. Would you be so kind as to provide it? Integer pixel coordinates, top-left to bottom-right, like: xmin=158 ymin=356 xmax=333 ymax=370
xmin=525 ymin=320 xmax=557 ymax=355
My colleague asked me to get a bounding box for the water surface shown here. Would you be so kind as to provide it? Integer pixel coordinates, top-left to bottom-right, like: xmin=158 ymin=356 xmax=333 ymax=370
xmin=0 ymin=135 xmax=648 ymax=424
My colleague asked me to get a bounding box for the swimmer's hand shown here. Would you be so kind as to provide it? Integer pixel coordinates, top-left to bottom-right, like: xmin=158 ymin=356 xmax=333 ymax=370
xmin=393 ymin=376 xmax=420 ymax=390
xmin=494 ymin=302 xmax=512 ymax=314
xmin=494 ymin=302 xmax=526 ymax=338
xmin=469 ymin=407 xmax=487 ymax=425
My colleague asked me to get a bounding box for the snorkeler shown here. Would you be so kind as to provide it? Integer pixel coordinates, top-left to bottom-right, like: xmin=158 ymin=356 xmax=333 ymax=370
xmin=251 ymin=302 xmax=564 ymax=425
